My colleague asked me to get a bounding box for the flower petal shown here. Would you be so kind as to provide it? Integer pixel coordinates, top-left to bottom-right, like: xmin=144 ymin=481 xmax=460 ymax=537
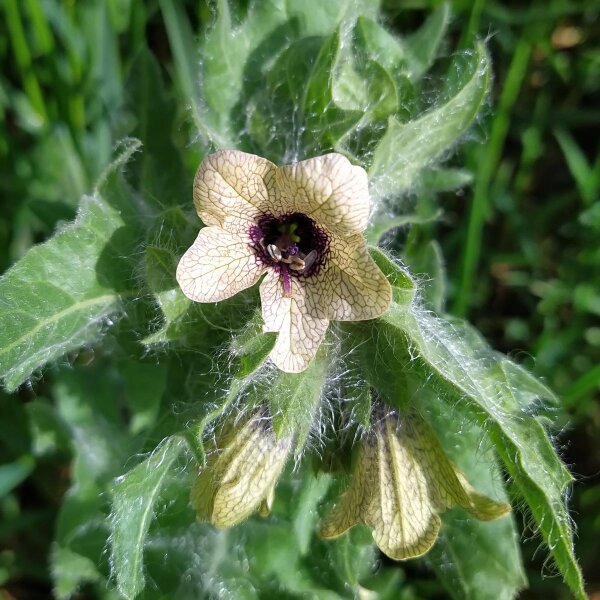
xmin=277 ymin=153 xmax=370 ymax=236
xmin=318 ymin=448 xmax=368 ymax=539
xmin=191 ymin=418 xmax=291 ymax=528
xmin=305 ymin=235 xmax=391 ymax=321
xmin=320 ymin=413 xmax=510 ymax=561
xmin=194 ymin=150 xmax=278 ymax=233
xmin=365 ymin=417 xmax=442 ymax=560
xmin=407 ymin=416 xmax=511 ymax=521
xmin=260 ymin=271 xmax=329 ymax=373
xmin=176 ymin=226 xmax=265 ymax=302
xmin=211 ymin=432 xmax=290 ymax=528
xmin=454 ymin=472 xmax=511 ymax=521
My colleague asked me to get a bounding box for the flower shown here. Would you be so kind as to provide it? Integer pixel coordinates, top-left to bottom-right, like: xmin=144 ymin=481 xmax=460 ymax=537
xmin=176 ymin=150 xmax=392 ymax=373
xmin=192 ymin=415 xmax=291 ymax=528
xmin=319 ymin=412 xmax=510 ymax=560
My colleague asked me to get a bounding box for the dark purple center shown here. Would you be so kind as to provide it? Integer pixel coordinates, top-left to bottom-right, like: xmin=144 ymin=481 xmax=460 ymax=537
xmin=250 ymin=213 xmax=329 ymax=295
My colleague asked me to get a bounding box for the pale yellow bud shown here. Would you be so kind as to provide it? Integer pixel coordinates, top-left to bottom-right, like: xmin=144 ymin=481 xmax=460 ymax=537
xmin=192 ymin=416 xmax=291 ymax=528
xmin=319 ymin=412 xmax=510 ymax=560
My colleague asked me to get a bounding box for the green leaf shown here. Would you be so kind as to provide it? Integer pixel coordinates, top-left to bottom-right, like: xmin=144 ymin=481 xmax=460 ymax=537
xmin=0 ymin=139 xmax=141 ymax=391
xmin=121 ymin=359 xmax=168 ymax=434
xmin=267 ymin=347 xmax=331 ymax=455
xmin=125 ymin=47 xmax=187 ymax=204
xmin=331 ymin=19 xmax=399 ymax=123
xmin=491 ymin=365 xmax=585 ymax=600
xmin=230 ymin=313 xmax=277 ymax=378
xmin=50 ymin=366 xmax=136 ymax=597
xmin=404 ymin=239 xmax=447 ymax=312
xmin=26 ymin=400 xmax=72 ymax=457
xmin=554 ymin=127 xmax=599 ymax=206
xmin=434 ymin=506 xmax=525 ymax=600
xmin=355 ymin=16 xmax=407 ymax=77
xmin=368 ymin=42 xmax=490 ymax=200
xmin=110 ymin=435 xmax=186 ymax=600
xmin=368 ymin=247 xmax=415 ymax=305
xmin=0 ymin=456 xmax=34 ymax=497
xmin=51 ymin=546 xmax=105 ymax=600
xmin=302 ymin=29 xmax=365 ymax=154
xmin=404 ymin=3 xmax=451 ymax=80
xmin=291 ymin=471 xmax=332 ymax=555
xmin=383 ymin=306 xmax=585 ymax=599
xmin=183 ymin=319 xmax=276 ymax=465
xmin=141 ymin=206 xmax=199 ymax=346
xmin=202 ymin=0 xmax=378 ymax=152
xmin=419 ymin=166 xmax=474 ymax=192
xmin=144 ymin=246 xmax=190 ymax=326
xmin=30 ymin=125 xmax=88 ymax=211
xmin=325 ymin=527 xmax=377 ymax=590
xmin=247 ymin=31 xmax=362 ymax=160
xmin=366 ymin=206 xmax=442 ymax=244
xmin=424 ymin=398 xmax=527 ymax=600
xmin=81 ymin=1 xmax=123 ymax=112
xmin=199 ymin=0 xmax=287 ymax=147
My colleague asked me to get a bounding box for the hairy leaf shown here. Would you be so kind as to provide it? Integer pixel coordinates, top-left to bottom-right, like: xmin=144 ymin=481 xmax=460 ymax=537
xmin=383 ymin=305 xmax=585 ymax=599
xmin=125 ymin=47 xmax=187 ymax=205
xmin=369 ymin=42 xmax=490 ymax=199
xmin=404 ymin=3 xmax=451 ymax=80
xmin=110 ymin=435 xmax=186 ymax=600
xmin=202 ymin=0 xmax=378 ymax=151
xmin=424 ymin=397 xmax=527 ymax=600
xmin=268 ymin=346 xmax=330 ymax=454
xmin=0 ymin=139 xmax=141 ymax=391
xmin=50 ymin=367 xmax=135 ymax=596
xmin=52 ymin=547 xmax=104 ymax=600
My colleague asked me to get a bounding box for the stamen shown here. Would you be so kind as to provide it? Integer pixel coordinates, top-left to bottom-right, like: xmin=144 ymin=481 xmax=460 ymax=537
xmin=303 ymin=250 xmax=317 ymax=273
xmin=267 ymin=244 xmax=282 ymax=262
xmin=288 ymin=256 xmax=306 ymax=271
xmin=253 ymin=213 xmax=329 ymax=279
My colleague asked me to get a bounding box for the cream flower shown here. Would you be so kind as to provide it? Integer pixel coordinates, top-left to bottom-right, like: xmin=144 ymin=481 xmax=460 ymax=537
xmin=192 ymin=415 xmax=291 ymax=528
xmin=176 ymin=150 xmax=392 ymax=372
xmin=319 ymin=412 xmax=510 ymax=560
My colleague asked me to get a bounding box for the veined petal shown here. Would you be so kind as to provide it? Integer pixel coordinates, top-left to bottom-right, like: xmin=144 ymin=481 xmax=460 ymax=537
xmin=404 ymin=416 xmax=511 ymax=520
xmin=260 ymin=271 xmax=329 ymax=373
xmin=277 ymin=153 xmax=370 ymax=237
xmin=318 ymin=446 xmax=370 ymax=539
xmin=455 ymin=472 xmax=511 ymax=521
xmin=305 ymin=235 xmax=391 ymax=321
xmin=367 ymin=417 xmax=442 ymax=559
xmin=176 ymin=226 xmax=264 ymax=302
xmin=191 ymin=417 xmax=291 ymax=528
xmin=211 ymin=431 xmax=290 ymax=528
xmin=319 ymin=412 xmax=510 ymax=561
xmin=194 ymin=150 xmax=278 ymax=233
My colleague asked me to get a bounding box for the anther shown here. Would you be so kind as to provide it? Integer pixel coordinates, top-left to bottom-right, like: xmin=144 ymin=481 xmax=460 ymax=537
xmin=288 ymin=256 xmax=306 ymax=271
xmin=303 ymin=250 xmax=317 ymax=272
xmin=267 ymin=244 xmax=282 ymax=262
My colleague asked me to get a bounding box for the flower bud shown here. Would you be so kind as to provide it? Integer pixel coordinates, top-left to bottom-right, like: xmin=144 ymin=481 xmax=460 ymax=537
xmin=192 ymin=415 xmax=291 ymax=528
xmin=319 ymin=411 xmax=510 ymax=560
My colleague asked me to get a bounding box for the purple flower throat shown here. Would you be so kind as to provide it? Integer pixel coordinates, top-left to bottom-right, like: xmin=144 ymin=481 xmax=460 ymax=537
xmin=250 ymin=213 xmax=329 ymax=297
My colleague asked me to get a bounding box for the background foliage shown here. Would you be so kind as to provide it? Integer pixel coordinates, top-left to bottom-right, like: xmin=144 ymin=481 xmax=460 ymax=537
xmin=1 ymin=0 xmax=599 ymax=598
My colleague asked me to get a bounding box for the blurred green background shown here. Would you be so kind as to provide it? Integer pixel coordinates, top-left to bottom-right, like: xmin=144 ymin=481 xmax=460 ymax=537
xmin=1 ymin=0 xmax=599 ymax=598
